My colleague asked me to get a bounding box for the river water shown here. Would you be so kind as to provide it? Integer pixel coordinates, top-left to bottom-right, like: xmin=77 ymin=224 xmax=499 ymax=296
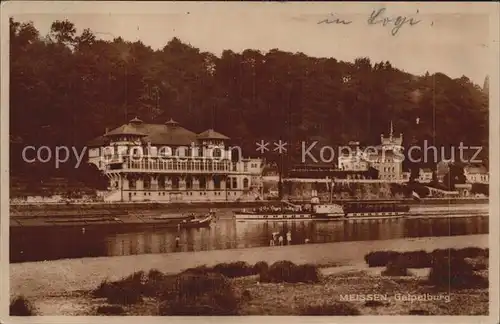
xmin=10 ymin=206 xmax=489 ymax=263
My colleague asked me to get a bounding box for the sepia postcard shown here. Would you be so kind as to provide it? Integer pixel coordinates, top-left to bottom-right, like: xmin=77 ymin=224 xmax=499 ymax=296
xmin=1 ymin=1 xmax=499 ymax=323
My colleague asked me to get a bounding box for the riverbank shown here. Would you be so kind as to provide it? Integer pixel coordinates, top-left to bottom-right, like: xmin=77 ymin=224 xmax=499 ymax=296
xmin=10 ymin=234 xmax=488 ymax=299
xmin=9 ymin=198 xmax=489 ymax=217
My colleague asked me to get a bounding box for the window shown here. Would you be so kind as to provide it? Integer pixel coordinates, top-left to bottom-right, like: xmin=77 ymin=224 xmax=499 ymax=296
xmin=172 ymin=177 xmax=179 ymax=190
xmin=199 ymin=177 xmax=207 ymax=189
xmin=143 ymin=177 xmax=151 ymax=189
xmin=213 ymin=148 xmax=222 ymax=158
xmin=232 ymin=178 xmax=237 ymax=189
xmin=186 ymin=176 xmax=193 ymax=189
xmin=158 ymin=176 xmax=165 ymax=189
xmin=214 ymin=177 xmax=221 ymax=190
xmin=243 ymin=178 xmax=249 ymax=188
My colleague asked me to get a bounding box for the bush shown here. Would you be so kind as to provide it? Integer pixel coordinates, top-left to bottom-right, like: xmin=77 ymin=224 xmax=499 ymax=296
xmin=428 ymin=256 xmax=488 ymax=289
xmin=430 ymin=248 xmax=488 ymax=265
xmin=93 ymin=271 xmax=145 ymax=305
xmin=96 ymin=305 xmax=125 ymax=315
xmin=143 ymin=269 xmax=176 ymax=297
xmin=182 ymin=265 xmax=213 ymax=275
xmin=241 ymin=289 xmax=252 ymax=301
xmin=464 ymin=256 xmax=488 ymax=270
xmin=158 ymin=272 xmax=239 ymax=315
xmin=397 ymin=250 xmax=432 ymax=268
xmin=147 ymin=268 xmax=166 ymax=281
xmin=182 ymin=262 xmax=257 ymax=278
xmin=365 ymin=248 xmax=489 ymax=268
xmin=212 ymin=261 xmax=254 ymax=278
xmin=301 ymin=302 xmax=360 ymax=315
xmin=259 ymin=261 xmax=320 ymax=283
xmin=260 ymin=260 xmax=296 ymax=283
xmin=455 ymin=247 xmax=488 ymax=259
xmin=364 ymin=251 xmax=399 ymax=267
xmin=381 ymin=261 xmax=412 ymax=277
xmin=294 ymin=264 xmax=321 ymax=283
xmin=10 ymin=296 xmax=36 ymax=316
xmin=253 ymin=261 xmax=269 ymax=275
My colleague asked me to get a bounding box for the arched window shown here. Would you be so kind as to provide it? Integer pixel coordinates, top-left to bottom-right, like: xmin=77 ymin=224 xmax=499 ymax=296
xmin=186 ymin=176 xmax=193 ymax=189
xmin=199 ymin=177 xmax=207 ymax=189
xmin=214 ymin=176 xmax=221 ymax=190
xmin=213 ymin=148 xmax=222 ymax=158
xmin=158 ymin=175 xmax=165 ymax=189
xmin=143 ymin=177 xmax=151 ymax=189
xmin=243 ymin=178 xmax=249 ymax=188
xmin=172 ymin=177 xmax=179 ymax=189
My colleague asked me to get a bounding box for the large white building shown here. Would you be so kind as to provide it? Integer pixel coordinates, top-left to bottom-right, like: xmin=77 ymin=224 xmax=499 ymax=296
xmin=338 ymin=122 xmax=404 ymax=181
xmin=87 ymin=117 xmax=264 ymax=202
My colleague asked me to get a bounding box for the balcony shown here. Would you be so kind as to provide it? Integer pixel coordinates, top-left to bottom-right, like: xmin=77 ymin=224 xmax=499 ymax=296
xmin=107 ymin=159 xmax=235 ymax=174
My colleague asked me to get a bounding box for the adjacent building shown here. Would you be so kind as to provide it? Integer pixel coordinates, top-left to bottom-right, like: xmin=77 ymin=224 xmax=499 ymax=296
xmin=87 ymin=117 xmax=264 ymax=202
xmin=464 ymin=165 xmax=489 ymax=184
xmin=418 ymin=168 xmax=433 ymax=183
xmin=337 ymin=141 xmax=370 ymax=171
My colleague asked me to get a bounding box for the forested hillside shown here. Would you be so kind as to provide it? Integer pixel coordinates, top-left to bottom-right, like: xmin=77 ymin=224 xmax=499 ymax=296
xmin=9 ymin=19 xmax=489 ymax=189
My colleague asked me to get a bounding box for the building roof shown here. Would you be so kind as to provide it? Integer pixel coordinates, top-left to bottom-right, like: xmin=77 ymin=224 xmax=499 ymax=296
xmin=197 ymin=128 xmax=230 ymax=140
xmin=105 ymin=124 xmax=147 ymax=137
xmin=88 ymin=118 xmax=230 ymax=146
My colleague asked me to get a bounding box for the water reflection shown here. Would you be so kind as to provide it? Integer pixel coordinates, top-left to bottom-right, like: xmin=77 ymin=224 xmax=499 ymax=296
xmin=10 ymin=216 xmax=489 ymax=263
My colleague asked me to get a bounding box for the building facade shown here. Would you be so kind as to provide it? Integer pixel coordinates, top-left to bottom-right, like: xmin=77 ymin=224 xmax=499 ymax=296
xmin=418 ymin=168 xmax=433 ymax=183
xmin=337 ymin=141 xmax=370 ymax=171
xmin=464 ymin=165 xmax=489 ymax=184
xmin=87 ymin=117 xmax=264 ymax=202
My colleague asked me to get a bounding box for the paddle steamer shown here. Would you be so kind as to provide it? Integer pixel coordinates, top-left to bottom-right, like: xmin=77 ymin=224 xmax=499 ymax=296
xmin=233 ymin=198 xmax=410 ymax=220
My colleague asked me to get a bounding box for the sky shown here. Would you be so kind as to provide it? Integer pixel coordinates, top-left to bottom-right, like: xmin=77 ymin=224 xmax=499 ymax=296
xmin=7 ymin=2 xmax=496 ymax=86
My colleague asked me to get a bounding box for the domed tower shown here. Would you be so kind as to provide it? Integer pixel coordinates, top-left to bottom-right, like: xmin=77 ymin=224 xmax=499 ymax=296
xmin=197 ymin=128 xmax=230 ymax=159
xmin=380 ymin=121 xmax=403 ymax=151
xmin=103 ymin=117 xmax=147 ymax=160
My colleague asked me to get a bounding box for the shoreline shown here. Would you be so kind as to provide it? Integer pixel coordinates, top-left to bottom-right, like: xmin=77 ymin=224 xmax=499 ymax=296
xmin=9 ymin=197 xmax=489 ymax=217
xmin=10 ymin=234 xmax=488 ymax=298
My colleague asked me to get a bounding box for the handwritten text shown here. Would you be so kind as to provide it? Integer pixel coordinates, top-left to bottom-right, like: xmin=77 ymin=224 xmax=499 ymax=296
xmin=367 ymin=8 xmax=422 ymax=35
xmin=317 ymin=8 xmax=424 ymax=36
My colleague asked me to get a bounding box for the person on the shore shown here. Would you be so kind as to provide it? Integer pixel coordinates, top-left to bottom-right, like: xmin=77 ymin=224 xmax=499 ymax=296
xmin=286 ymin=231 xmax=292 ymax=245
xmin=271 ymin=232 xmax=278 ymax=245
xmin=270 ymin=237 xmax=275 ymax=246
xmin=278 ymin=235 xmax=284 ymax=246
xmin=305 ymin=238 xmax=310 ymax=244
xmin=175 ymin=236 xmax=180 ymax=249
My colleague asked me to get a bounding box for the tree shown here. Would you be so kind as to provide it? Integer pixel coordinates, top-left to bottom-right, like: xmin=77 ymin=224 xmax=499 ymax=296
xmin=49 ymin=20 xmax=76 ymax=46
xmin=8 ymin=18 xmax=489 ymax=194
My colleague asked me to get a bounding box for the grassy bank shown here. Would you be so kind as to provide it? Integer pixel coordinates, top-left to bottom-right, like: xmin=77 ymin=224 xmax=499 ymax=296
xmin=11 ymin=245 xmax=489 ymax=316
